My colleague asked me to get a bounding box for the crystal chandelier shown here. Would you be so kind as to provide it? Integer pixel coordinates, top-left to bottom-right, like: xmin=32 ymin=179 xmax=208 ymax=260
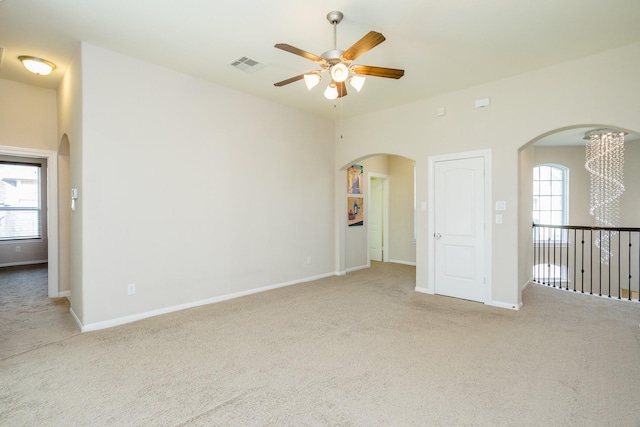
xmin=584 ymin=129 xmax=626 ymax=263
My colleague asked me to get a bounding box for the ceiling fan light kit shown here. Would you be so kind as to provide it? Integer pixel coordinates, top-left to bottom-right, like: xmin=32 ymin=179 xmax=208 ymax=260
xmin=324 ymin=83 xmax=339 ymax=100
xmin=304 ymin=73 xmax=321 ymax=90
xmin=330 ymin=62 xmax=349 ymax=83
xmin=274 ymin=11 xmax=404 ymax=100
xmin=349 ymin=75 xmax=366 ymax=92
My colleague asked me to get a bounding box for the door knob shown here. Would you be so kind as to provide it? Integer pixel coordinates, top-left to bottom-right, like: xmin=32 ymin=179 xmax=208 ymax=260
xmin=434 ymin=233 xmax=442 ymax=239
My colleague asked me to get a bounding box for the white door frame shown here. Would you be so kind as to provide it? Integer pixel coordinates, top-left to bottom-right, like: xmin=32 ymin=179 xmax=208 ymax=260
xmin=427 ymin=149 xmax=492 ymax=303
xmin=368 ymin=172 xmax=390 ymax=265
xmin=0 ymin=145 xmax=59 ymax=297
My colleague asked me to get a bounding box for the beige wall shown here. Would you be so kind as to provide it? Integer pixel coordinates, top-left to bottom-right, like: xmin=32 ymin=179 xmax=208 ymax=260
xmin=0 ymin=79 xmax=58 ymax=152
xmin=388 ymin=155 xmax=416 ymax=264
xmin=619 ymin=141 xmax=640 ymax=227
xmin=0 ymin=79 xmax=57 ymax=268
xmin=66 ymin=43 xmax=335 ymax=327
xmin=533 ymin=141 xmax=640 ymax=227
xmin=335 ymin=42 xmax=640 ymax=308
xmin=518 ymin=145 xmax=534 ymax=289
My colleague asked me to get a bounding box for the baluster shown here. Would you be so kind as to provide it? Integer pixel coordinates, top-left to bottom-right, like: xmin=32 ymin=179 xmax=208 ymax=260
xmin=581 ymin=230 xmax=585 ymax=293
xmin=590 ymin=229 xmax=594 ymax=295
xmin=553 ymin=229 xmax=557 ymax=288
xmin=537 ymin=226 xmax=541 ymax=283
xmin=573 ymin=228 xmax=578 ymax=292
xmin=598 ymin=229 xmax=601 ymax=296
xmin=559 ymin=227 xmax=563 ymax=288
xmin=618 ymin=230 xmax=621 ymax=299
xmin=546 ymin=230 xmax=551 ymax=286
xmin=628 ymin=231 xmax=632 ymax=301
xmin=608 ymin=230 xmax=612 ymax=298
xmin=532 ymin=225 xmax=536 ymax=283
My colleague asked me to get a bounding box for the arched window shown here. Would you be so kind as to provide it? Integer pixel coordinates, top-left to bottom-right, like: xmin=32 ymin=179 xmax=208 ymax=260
xmin=533 ymin=164 xmax=568 ymax=241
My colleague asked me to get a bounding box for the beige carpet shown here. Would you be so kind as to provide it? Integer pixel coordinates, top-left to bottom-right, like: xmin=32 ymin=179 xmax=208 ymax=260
xmin=0 ymin=264 xmax=79 ymax=359
xmin=1 ymin=262 xmax=639 ymax=426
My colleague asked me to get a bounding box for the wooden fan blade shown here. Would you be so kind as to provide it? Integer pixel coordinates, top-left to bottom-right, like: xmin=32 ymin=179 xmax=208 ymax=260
xmin=274 ymin=74 xmax=306 ymax=87
xmin=336 ymin=81 xmax=347 ymax=98
xmin=351 ymin=65 xmax=405 ymax=79
xmin=342 ymin=31 xmax=386 ymax=61
xmin=274 ymin=43 xmax=325 ymax=63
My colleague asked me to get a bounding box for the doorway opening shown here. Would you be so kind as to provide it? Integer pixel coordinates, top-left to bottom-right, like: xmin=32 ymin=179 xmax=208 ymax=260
xmin=368 ymin=174 xmax=389 ymax=264
xmin=341 ymin=154 xmax=416 ymax=273
xmin=0 ymin=145 xmax=59 ymax=297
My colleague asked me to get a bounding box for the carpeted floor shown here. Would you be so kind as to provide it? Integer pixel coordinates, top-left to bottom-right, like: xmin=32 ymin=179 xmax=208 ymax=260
xmin=1 ymin=262 xmax=639 ymax=426
xmin=0 ymin=264 xmax=79 ymax=359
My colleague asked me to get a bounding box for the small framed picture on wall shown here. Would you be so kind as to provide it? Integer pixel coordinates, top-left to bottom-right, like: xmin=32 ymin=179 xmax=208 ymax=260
xmin=347 ymin=196 xmax=364 ymax=226
xmin=347 ymin=165 xmax=363 ymax=194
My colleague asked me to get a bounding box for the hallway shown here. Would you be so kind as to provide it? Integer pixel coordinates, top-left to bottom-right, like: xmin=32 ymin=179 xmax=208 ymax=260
xmin=0 ymin=264 xmax=78 ymax=359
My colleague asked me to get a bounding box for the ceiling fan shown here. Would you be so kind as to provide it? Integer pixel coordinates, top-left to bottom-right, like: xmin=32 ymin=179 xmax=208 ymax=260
xmin=274 ymin=11 xmax=405 ymax=100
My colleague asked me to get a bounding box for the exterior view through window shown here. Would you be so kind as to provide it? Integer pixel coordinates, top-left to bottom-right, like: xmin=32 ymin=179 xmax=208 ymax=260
xmin=533 ymin=164 xmax=569 ymax=280
xmin=0 ymin=163 xmax=42 ymax=240
xmin=533 ymin=164 xmax=568 ymax=242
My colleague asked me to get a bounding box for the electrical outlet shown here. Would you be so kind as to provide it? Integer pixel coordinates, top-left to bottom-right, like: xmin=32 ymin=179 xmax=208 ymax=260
xmin=306 ymin=256 xmax=312 ymax=265
xmin=127 ymin=283 xmax=136 ymax=296
xmin=15 ymin=246 xmax=21 ymax=252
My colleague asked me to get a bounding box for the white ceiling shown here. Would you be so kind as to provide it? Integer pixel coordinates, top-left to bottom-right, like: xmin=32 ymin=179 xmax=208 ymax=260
xmin=1 ymin=0 xmax=640 ymax=126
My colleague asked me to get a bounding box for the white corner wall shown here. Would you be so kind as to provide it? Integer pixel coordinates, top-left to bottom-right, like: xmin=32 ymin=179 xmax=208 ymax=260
xmin=74 ymin=43 xmax=335 ymax=327
xmin=57 ymin=46 xmax=84 ymax=320
xmin=336 ymin=42 xmax=640 ymax=308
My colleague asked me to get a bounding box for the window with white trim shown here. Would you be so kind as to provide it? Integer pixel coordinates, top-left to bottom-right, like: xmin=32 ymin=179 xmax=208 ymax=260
xmin=533 ymin=164 xmax=568 ymax=242
xmin=0 ymin=161 xmax=45 ymax=241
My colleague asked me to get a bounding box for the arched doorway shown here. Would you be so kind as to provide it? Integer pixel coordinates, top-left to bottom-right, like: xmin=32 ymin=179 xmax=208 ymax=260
xmin=517 ymin=125 xmax=640 ymax=304
xmin=339 ymin=153 xmax=416 ymax=273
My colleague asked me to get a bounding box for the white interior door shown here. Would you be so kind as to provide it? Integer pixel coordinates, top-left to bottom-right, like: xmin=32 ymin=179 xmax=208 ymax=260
xmin=369 ymin=177 xmax=384 ymax=262
xmin=434 ymin=157 xmax=486 ymax=302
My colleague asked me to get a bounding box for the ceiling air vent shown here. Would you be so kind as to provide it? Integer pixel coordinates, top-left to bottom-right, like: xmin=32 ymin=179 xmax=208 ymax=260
xmin=228 ymin=56 xmax=265 ymax=73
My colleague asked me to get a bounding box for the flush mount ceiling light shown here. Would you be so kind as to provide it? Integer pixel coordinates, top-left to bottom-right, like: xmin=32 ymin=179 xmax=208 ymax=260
xmin=274 ymin=11 xmax=404 ymax=100
xmin=18 ymin=55 xmax=56 ymax=75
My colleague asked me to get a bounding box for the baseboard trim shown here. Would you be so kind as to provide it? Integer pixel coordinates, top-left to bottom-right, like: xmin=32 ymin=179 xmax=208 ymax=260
xmin=69 ymin=307 xmax=83 ymax=330
xmin=0 ymin=260 xmax=48 ymax=268
xmin=346 ymin=264 xmax=369 ymax=273
xmin=389 ymin=259 xmax=417 ymax=266
xmin=80 ymin=271 xmax=337 ymax=332
xmin=414 ymin=286 xmax=432 ymax=294
xmin=521 ymin=277 xmax=533 ymax=292
xmin=58 ymin=290 xmax=71 ymax=298
xmin=490 ymin=300 xmax=522 ymax=310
